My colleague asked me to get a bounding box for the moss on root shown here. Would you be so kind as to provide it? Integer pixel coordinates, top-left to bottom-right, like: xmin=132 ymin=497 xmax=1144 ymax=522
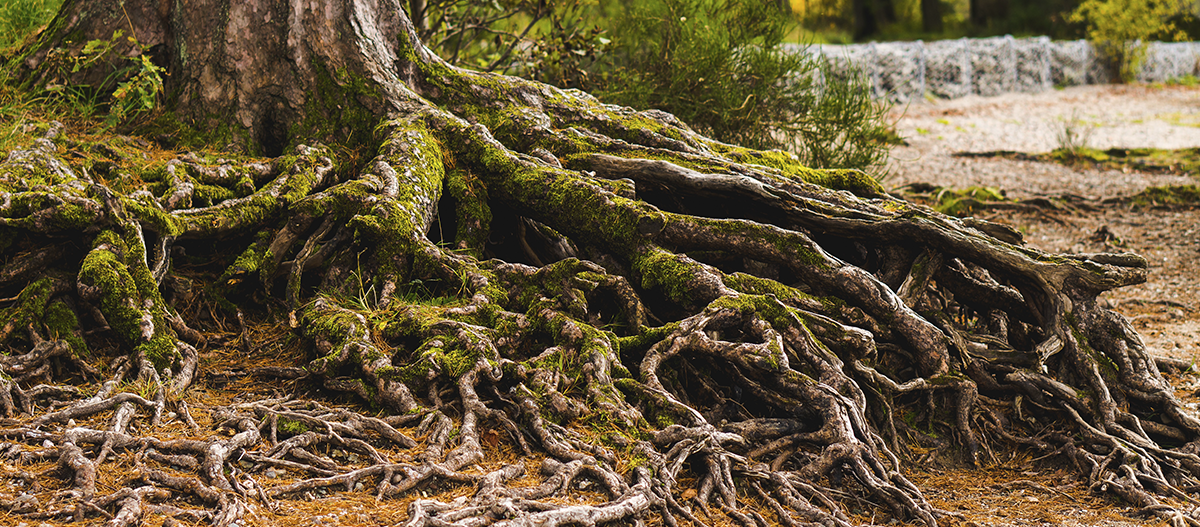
xmin=77 ymin=229 xmax=178 ymax=368
xmin=0 ymin=11 xmax=1188 ymax=527
xmin=43 ymin=299 xmax=89 ymax=356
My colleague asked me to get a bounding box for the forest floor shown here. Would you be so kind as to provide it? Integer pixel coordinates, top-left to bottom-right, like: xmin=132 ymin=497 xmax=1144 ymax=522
xmin=4 ymin=85 xmax=1198 ymax=527
xmin=888 ymin=83 xmax=1200 ymax=526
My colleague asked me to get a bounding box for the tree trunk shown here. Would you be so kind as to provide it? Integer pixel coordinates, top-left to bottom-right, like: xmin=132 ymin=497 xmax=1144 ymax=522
xmin=853 ymin=0 xmax=897 ymax=40
xmin=2 ymin=1 xmax=1199 ymax=526
xmin=922 ymin=0 xmax=944 ymax=33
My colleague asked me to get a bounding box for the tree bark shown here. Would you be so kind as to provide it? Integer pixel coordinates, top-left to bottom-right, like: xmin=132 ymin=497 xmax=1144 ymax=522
xmin=2 ymin=1 xmax=1198 ymax=526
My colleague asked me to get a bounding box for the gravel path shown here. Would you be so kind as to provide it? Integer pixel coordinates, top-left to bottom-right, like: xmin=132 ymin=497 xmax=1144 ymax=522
xmin=885 ymin=84 xmax=1200 ymax=198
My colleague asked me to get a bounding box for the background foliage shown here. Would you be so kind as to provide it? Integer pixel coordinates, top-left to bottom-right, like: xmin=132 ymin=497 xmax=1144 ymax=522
xmin=417 ymin=0 xmax=895 ymax=172
xmin=4 ymin=0 xmax=1195 ymax=173
xmin=1069 ymin=0 xmax=1192 ymax=81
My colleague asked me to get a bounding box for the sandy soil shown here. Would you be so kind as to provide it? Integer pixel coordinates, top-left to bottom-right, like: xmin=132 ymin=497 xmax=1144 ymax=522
xmin=887 ymin=84 xmax=1200 ymax=199
xmin=888 ymin=84 xmax=1200 ymax=526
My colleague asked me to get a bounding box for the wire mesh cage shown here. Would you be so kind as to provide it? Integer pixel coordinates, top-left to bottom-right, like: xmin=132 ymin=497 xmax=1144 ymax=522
xmin=1049 ymin=40 xmax=1090 ymax=87
xmin=802 ymin=37 xmax=1199 ymax=101
xmin=1014 ymin=36 xmax=1052 ymax=92
xmin=970 ymin=36 xmax=1017 ymax=96
xmin=873 ymin=41 xmax=926 ymax=101
xmin=1138 ymin=41 xmax=1200 ymax=82
xmin=924 ymin=39 xmax=972 ymax=99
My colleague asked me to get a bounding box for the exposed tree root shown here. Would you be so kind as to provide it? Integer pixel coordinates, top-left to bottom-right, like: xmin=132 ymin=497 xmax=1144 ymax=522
xmin=3 ymin=1 xmax=1200 ymax=525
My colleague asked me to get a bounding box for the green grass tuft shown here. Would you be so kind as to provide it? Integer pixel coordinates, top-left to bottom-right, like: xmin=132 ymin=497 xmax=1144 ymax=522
xmin=0 ymin=0 xmax=61 ymax=52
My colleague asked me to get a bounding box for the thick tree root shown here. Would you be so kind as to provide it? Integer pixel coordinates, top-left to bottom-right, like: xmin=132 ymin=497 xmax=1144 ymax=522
xmin=4 ymin=17 xmax=1200 ymax=525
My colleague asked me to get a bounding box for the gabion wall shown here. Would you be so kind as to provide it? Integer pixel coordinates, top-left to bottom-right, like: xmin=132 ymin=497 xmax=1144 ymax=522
xmin=785 ymin=38 xmax=1200 ymax=101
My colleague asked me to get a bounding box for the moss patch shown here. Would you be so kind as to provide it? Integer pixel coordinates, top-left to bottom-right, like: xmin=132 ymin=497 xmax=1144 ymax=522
xmin=1119 ymin=185 xmax=1200 ymax=208
xmin=898 ymin=184 xmax=1014 ymax=217
xmin=960 ymin=147 xmax=1200 ymax=178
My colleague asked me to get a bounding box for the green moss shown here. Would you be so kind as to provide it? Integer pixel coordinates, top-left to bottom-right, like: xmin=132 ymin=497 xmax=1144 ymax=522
xmin=301 ymin=300 xmax=417 ymax=396
xmin=0 ymin=190 xmax=103 ymax=232
xmin=557 ymin=149 xmax=728 ymax=178
xmin=631 ymin=247 xmax=702 ymax=304
xmin=988 ymin=147 xmax=1200 ymax=179
xmin=928 ymin=371 xmax=968 ymax=385
xmin=654 ymin=413 xmax=676 ymax=427
xmin=199 ymin=230 xmax=274 ymax=308
xmin=899 ymin=185 xmax=1012 ymax=217
xmin=192 ymin=183 xmax=237 ymax=205
xmin=443 ymin=167 xmax=492 ymax=256
xmin=442 ymin=345 xmax=481 ymax=378
xmin=1050 ymin=147 xmax=1110 ymax=164
xmin=709 ymin=294 xmax=790 ymax=328
xmin=1124 ymin=185 xmax=1200 ymax=208
xmin=289 ymin=62 xmax=383 ymax=153
xmin=716 ymin=147 xmax=885 ymax=196
xmin=0 ymin=277 xmax=57 ymax=342
xmin=229 ymin=230 xmax=272 ymax=277
xmin=139 ymin=333 xmax=179 ymax=368
xmin=342 ymin=120 xmax=445 ymax=269
xmin=615 ymin=323 xmax=680 ymax=356
xmin=722 ymin=272 xmax=797 ymax=300
xmin=78 ymin=229 xmax=177 ymax=367
xmin=43 ymin=299 xmax=89 ymax=356
xmin=522 ymin=313 xmax=615 ymax=382
xmin=453 ymin=125 xmax=650 ymax=255
xmin=79 ymin=233 xmax=139 ymax=333
xmin=123 ymin=197 xmax=184 ymax=237
xmin=177 ymin=150 xmax=328 ymax=237
xmin=934 ymin=186 xmax=1006 ymax=216
xmin=280 ymin=156 xmax=327 ymax=205
xmin=277 ymin=416 xmax=310 ymax=435
xmin=136 ymin=110 xmax=254 ymax=154
xmin=692 ymin=216 xmax=827 ymax=269
xmin=393 ymin=338 xmax=477 ymax=384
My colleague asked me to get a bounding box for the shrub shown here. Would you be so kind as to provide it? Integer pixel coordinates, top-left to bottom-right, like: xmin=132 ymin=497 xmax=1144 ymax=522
xmin=414 ymin=0 xmax=894 ymax=173
xmin=575 ymin=0 xmax=892 ymax=171
xmin=1069 ymin=0 xmax=1191 ymax=82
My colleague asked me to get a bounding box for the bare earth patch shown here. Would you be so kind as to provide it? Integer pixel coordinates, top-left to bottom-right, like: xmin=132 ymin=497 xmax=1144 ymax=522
xmin=890 ymin=84 xmax=1200 ymax=526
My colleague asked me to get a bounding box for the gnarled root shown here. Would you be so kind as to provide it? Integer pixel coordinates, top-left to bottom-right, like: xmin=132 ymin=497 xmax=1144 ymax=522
xmin=0 ymin=31 xmax=1195 ymax=526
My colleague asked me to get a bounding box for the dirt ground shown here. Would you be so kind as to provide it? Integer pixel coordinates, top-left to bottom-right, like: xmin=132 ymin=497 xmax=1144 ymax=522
xmin=888 ymin=84 xmax=1200 ymax=526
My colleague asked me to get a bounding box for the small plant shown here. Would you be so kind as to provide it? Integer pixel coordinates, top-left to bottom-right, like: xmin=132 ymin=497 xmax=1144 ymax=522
xmin=277 ymin=416 xmax=311 ymax=435
xmin=926 ymin=186 xmax=1007 ymax=216
xmin=33 ymin=30 xmax=164 ymax=126
xmin=1169 ymin=74 xmax=1200 ymax=86
xmin=413 ymin=0 xmax=607 ymax=78
xmin=1055 ymin=111 xmax=1096 ymax=155
xmin=107 ymin=47 xmax=164 ymax=124
xmin=582 ymin=0 xmax=892 ymax=172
